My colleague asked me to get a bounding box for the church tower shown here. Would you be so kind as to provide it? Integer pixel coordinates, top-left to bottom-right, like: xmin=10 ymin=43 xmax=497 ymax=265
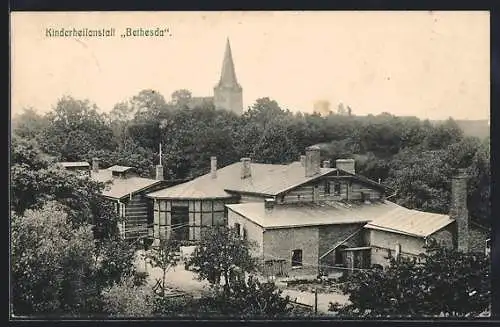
xmin=213 ymin=38 xmax=243 ymax=115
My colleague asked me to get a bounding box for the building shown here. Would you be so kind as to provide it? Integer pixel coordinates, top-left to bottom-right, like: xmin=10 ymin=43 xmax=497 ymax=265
xmin=56 ymin=161 xmax=91 ymax=176
xmin=226 ymin=163 xmax=489 ymax=278
xmin=187 ymin=38 xmax=244 ymax=115
xmin=88 ymin=158 xmax=170 ymax=239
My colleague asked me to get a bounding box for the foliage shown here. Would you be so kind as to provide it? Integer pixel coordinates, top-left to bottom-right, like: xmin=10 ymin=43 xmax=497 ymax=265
xmin=208 ymin=275 xmax=292 ymax=318
xmin=11 ymin=202 xmax=100 ymax=316
xmin=146 ymin=240 xmax=181 ymax=297
xmin=10 ymin=137 xmax=117 ymax=230
xmin=38 ymin=96 xmax=115 ymax=160
xmin=101 ymin=276 xmax=154 ymax=317
xmin=12 ymin=107 xmax=49 ymax=141
xmin=329 ymin=245 xmax=491 ymax=318
xmin=187 ymin=226 xmax=257 ymax=295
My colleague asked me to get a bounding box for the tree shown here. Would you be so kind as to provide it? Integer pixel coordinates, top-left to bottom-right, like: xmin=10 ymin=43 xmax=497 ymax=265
xmin=11 ymin=202 xmax=100 ymax=316
xmin=146 ymin=240 xmax=181 ymax=297
xmin=131 ymin=89 xmax=169 ymax=122
xmin=101 ymin=276 xmax=154 ymax=317
xmin=329 ymin=244 xmax=490 ymax=318
xmin=170 ymin=89 xmax=192 ymax=108
xmin=12 ymin=107 xmax=49 ymax=140
xmin=210 ymin=275 xmax=292 ymax=318
xmin=186 ymin=226 xmax=257 ymax=295
xmin=38 ymin=96 xmax=115 ymax=160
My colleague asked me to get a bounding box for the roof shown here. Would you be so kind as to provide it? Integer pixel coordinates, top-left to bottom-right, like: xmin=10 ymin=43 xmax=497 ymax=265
xmin=57 ymin=162 xmax=90 ymax=168
xmin=90 ymin=169 xmax=161 ymax=199
xmin=226 ymin=200 xmax=400 ymax=229
xmin=364 ymin=207 xmax=454 ymax=238
xmin=108 ymin=165 xmax=134 ymax=173
xmin=146 ymin=161 xmax=337 ymax=199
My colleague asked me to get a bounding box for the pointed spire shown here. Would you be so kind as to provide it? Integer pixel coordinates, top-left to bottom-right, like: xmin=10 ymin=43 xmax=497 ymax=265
xmin=218 ymin=38 xmax=239 ymax=87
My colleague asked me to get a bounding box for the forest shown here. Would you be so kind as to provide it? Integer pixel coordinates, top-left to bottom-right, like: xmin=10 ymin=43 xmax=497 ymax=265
xmin=12 ymin=88 xmax=490 ymax=225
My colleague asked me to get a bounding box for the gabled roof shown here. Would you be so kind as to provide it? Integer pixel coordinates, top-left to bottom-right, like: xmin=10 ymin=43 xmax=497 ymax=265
xmin=146 ymin=161 xmax=337 ymax=199
xmin=226 ymin=200 xmax=401 ymax=229
xmin=364 ymin=207 xmax=454 ymax=238
xmin=90 ymin=168 xmax=161 ymax=200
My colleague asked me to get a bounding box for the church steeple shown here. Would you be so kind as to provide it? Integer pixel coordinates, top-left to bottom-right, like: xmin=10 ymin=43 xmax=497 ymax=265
xmin=218 ymin=38 xmax=239 ymax=87
xmin=213 ymin=38 xmax=243 ymax=115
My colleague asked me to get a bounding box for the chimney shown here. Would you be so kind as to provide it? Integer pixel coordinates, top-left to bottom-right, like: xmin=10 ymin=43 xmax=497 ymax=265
xmin=210 ymin=156 xmax=217 ymax=179
xmin=305 ymin=146 xmax=321 ymax=177
xmin=450 ymin=168 xmax=469 ymax=252
xmin=323 ymin=160 xmax=331 ymax=168
xmin=300 ymin=155 xmax=306 ymax=167
xmin=155 ymin=165 xmax=164 ymax=181
xmin=241 ymin=158 xmax=252 ymax=179
xmin=336 ymin=159 xmax=356 ymax=174
xmin=265 ymin=198 xmax=275 ymax=213
xmin=92 ymin=158 xmax=100 ymax=173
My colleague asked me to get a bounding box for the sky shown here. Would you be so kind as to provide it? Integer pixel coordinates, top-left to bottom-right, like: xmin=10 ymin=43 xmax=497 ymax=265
xmin=11 ymin=11 xmax=490 ymax=120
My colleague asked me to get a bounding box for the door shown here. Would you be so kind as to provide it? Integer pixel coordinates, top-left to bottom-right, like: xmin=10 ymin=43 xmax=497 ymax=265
xmin=171 ymin=206 xmax=189 ymax=241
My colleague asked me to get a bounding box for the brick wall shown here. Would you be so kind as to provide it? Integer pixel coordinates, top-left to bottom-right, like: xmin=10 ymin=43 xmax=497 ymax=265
xmin=263 ymin=227 xmax=319 ymax=277
xmin=369 ymin=229 xmax=426 ymax=266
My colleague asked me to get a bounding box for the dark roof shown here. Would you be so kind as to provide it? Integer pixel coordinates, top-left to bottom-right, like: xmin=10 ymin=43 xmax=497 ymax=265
xmin=226 ymin=200 xmax=400 ymax=229
xmin=90 ymin=168 xmax=161 ymax=199
xmin=146 ymin=161 xmax=337 ymax=199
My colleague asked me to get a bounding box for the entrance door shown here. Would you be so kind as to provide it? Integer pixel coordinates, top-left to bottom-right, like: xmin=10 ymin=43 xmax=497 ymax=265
xmin=171 ymin=206 xmax=189 ymax=241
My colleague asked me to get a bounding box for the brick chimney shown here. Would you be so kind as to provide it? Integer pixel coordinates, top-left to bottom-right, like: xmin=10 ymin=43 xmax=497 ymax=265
xmin=305 ymin=146 xmax=321 ymax=177
xmin=336 ymin=159 xmax=355 ymax=174
xmin=265 ymin=198 xmax=275 ymax=213
xmin=155 ymin=165 xmax=164 ymax=181
xmin=323 ymin=160 xmax=331 ymax=168
xmin=241 ymin=157 xmax=251 ymax=179
xmin=210 ymin=156 xmax=217 ymax=179
xmin=92 ymin=158 xmax=100 ymax=173
xmin=450 ymin=168 xmax=469 ymax=252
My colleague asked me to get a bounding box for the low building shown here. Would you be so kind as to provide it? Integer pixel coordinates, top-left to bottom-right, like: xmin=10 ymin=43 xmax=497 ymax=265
xmin=57 ymin=161 xmax=91 ymax=176
xmin=89 ymin=158 xmax=170 ymax=240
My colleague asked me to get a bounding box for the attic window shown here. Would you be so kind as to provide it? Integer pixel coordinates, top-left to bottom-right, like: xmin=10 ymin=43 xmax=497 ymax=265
xmin=242 ymin=227 xmax=248 ymax=240
xmin=291 ymin=249 xmax=303 ymax=267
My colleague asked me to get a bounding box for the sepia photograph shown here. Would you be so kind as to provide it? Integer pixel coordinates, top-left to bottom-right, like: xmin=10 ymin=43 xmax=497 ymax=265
xmin=10 ymin=11 xmax=491 ymax=319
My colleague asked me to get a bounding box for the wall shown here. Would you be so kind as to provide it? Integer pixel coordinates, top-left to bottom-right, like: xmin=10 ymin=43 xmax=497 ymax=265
xmin=227 ymin=209 xmax=264 ymax=257
xmin=318 ymin=223 xmax=367 ymax=267
xmin=279 ymin=176 xmax=382 ymax=204
xmin=428 ymin=224 xmax=455 ymax=249
xmin=369 ymin=229 xmax=425 ymax=266
xmin=153 ymin=198 xmax=236 ymax=242
xmin=124 ymin=193 xmax=150 ymax=239
xmin=469 ymin=225 xmax=489 ymax=254
xmin=263 ymin=227 xmax=319 ymax=277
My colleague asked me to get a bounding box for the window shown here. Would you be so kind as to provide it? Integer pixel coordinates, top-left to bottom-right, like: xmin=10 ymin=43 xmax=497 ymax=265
xmin=325 ymin=181 xmax=331 ymax=195
xmin=291 ymin=249 xmax=303 ymax=267
xmin=234 ymin=223 xmax=241 ymax=236
xmin=334 ymin=183 xmax=341 ymax=196
xmin=242 ymin=227 xmax=248 ymax=240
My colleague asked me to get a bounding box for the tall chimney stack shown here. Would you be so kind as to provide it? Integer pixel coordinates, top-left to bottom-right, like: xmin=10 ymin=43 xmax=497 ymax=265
xmin=241 ymin=157 xmax=252 ymax=179
xmin=450 ymin=168 xmax=469 ymax=252
xmin=264 ymin=198 xmax=275 ymax=214
xmin=210 ymin=156 xmax=217 ymax=179
xmin=92 ymin=158 xmax=100 ymax=173
xmin=305 ymin=146 xmax=321 ymax=177
xmin=336 ymin=159 xmax=356 ymax=174
xmin=155 ymin=165 xmax=164 ymax=181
